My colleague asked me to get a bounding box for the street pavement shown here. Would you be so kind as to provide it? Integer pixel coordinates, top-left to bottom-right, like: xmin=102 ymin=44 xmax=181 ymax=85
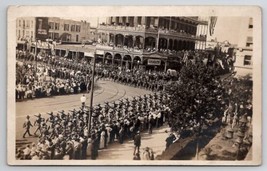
xmin=16 ymin=80 xmax=168 ymax=159
xmin=97 ymin=124 xmax=170 ymax=160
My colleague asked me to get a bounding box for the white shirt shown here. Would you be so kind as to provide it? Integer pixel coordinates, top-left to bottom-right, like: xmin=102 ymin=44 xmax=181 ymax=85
xmin=80 ymin=96 xmax=86 ymax=103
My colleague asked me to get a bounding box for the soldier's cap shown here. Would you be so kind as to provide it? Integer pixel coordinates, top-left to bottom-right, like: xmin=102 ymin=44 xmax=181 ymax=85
xmin=26 ymin=115 xmax=30 ymax=119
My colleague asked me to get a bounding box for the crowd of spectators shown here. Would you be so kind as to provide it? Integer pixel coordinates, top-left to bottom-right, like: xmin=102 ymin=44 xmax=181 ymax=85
xmin=15 ymin=47 xmax=252 ymax=160
xmin=16 ymin=61 xmax=91 ymax=100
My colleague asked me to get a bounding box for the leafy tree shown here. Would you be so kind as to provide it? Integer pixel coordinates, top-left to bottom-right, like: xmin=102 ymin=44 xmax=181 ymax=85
xmin=165 ymin=62 xmax=225 ymax=158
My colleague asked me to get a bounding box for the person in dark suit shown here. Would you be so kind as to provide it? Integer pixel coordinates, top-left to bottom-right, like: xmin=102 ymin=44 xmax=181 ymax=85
xmin=133 ymin=131 xmax=141 ymax=155
xmin=165 ymin=133 xmax=176 ymax=150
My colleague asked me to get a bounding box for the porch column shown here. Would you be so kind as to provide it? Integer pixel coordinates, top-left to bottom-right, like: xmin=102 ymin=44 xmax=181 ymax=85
xmin=134 ymin=17 xmax=138 ymax=26
xmin=107 ymin=33 xmax=110 ymax=44
xmin=164 ymin=60 xmax=167 ymax=72
xmin=141 ymin=16 xmax=146 ymax=26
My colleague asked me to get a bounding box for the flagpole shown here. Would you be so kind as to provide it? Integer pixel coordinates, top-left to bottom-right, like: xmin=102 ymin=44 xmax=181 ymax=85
xmin=156 ymin=17 xmax=160 ymax=51
xmin=169 ymin=16 xmax=171 ymax=30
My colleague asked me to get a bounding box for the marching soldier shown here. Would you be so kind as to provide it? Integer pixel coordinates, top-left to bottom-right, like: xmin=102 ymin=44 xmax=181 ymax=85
xmin=23 ymin=115 xmax=33 ymax=138
xmin=34 ymin=113 xmax=43 ymax=136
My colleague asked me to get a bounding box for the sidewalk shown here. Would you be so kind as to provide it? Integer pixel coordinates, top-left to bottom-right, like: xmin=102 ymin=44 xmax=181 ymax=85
xmin=97 ymin=125 xmax=171 ymax=160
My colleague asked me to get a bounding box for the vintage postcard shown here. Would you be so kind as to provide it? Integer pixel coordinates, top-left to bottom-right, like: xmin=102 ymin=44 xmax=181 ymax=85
xmin=7 ymin=6 xmax=262 ymax=165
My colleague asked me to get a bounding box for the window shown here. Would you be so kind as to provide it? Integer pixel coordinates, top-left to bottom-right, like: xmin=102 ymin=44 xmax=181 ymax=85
xmin=76 ymin=35 xmax=79 ymax=42
xmin=18 ymin=30 xmax=21 ymax=38
xmin=248 ymin=18 xmax=253 ymax=29
xmin=49 ymin=22 xmax=55 ymax=29
xmin=55 ymin=23 xmax=59 ymax=30
xmin=31 ymin=21 xmax=33 ymax=28
xmin=71 ymin=25 xmax=75 ymax=32
xmin=64 ymin=24 xmax=69 ymax=31
xmin=246 ymin=36 xmax=253 ymax=47
xmin=49 ymin=32 xmax=53 ymax=39
xmin=247 ymin=36 xmax=253 ymax=42
xmin=54 ymin=33 xmax=59 ymax=39
xmin=23 ymin=20 xmax=25 ymax=27
xmin=31 ymin=31 xmax=33 ymax=37
xmin=76 ymin=25 xmax=81 ymax=32
xmin=19 ymin=20 xmax=21 ymax=27
xmin=66 ymin=35 xmax=71 ymax=41
xmin=244 ymin=55 xmax=252 ymax=66
xmin=246 ymin=43 xmax=253 ymax=47
xmin=26 ymin=20 xmax=30 ymax=27
xmin=137 ymin=17 xmax=142 ymax=25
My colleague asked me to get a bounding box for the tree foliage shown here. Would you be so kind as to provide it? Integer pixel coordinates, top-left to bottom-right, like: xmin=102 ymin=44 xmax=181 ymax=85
xmin=165 ymin=62 xmax=225 ymax=135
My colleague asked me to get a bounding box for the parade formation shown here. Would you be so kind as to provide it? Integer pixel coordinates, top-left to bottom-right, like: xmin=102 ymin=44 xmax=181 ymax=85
xmin=14 ymin=15 xmax=254 ymax=161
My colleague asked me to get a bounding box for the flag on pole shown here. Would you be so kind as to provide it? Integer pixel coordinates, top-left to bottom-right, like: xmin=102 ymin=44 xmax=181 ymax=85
xmin=209 ymin=16 xmax=217 ymax=36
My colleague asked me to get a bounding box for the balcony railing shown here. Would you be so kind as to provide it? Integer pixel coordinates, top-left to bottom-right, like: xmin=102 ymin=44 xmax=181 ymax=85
xmin=96 ymin=44 xmax=143 ymax=54
xmin=98 ymin=25 xmax=146 ymax=32
xmin=146 ymin=28 xmax=207 ymax=41
xmin=98 ymin=25 xmax=206 ymax=41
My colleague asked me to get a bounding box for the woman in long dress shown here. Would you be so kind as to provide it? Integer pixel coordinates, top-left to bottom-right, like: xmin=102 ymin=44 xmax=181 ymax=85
xmin=99 ymin=130 xmax=106 ymax=149
xmin=86 ymin=137 xmax=92 ymax=157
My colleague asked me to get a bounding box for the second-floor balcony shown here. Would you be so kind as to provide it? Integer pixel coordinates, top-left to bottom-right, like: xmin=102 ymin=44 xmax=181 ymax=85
xmin=98 ymin=25 xmax=207 ymax=41
xmin=146 ymin=28 xmax=207 ymax=41
xmin=98 ymin=24 xmax=146 ymax=32
xmin=96 ymin=44 xmax=144 ymax=54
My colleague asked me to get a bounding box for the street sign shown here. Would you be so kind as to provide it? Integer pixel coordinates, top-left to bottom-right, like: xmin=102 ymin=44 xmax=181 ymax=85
xmin=84 ymin=52 xmax=94 ymax=57
xmin=147 ymin=59 xmax=161 ymax=66
xmin=96 ymin=50 xmax=104 ymax=55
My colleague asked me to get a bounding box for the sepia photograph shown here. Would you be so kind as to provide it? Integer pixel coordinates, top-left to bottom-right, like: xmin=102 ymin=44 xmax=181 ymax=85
xmin=7 ymin=6 xmax=262 ymax=165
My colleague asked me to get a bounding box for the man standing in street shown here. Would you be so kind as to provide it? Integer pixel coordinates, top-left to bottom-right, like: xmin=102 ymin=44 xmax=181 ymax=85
xmin=133 ymin=131 xmax=141 ymax=155
xmin=23 ymin=115 xmax=33 ymax=138
xmin=80 ymin=94 xmax=86 ymax=109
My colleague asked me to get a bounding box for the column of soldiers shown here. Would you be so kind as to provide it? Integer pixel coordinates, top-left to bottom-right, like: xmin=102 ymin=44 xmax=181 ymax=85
xmin=18 ymin=92 xmax=172 ymax=160
xmin=16 ymin=51 xmax=175 ymax=96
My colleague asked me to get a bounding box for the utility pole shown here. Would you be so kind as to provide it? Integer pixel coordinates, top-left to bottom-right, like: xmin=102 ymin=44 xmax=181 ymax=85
xmin=88 ymin=17 xmax=99 ymax=133
xmin=88 ymin=52 xmax=96 ymax=133
xmin=35 ymin=41 xmax=37 ymax=76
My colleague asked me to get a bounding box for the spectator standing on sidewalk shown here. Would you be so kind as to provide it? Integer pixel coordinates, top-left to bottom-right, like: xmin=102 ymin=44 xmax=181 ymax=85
xmin=133 ymin=131 xmax=141 ymax=155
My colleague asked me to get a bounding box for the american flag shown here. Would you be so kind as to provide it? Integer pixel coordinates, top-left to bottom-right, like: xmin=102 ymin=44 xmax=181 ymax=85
xmin=209 ymin=16 xmax=217 ymax=36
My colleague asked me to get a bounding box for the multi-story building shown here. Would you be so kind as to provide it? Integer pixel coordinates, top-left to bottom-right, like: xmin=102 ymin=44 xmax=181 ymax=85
xmin=16 ymin=17 xmax=36 ymax=42
xmin=47 ymin=17 xmax=91 ymax=43
xmin=16 ymin=17 xmax=91 ymax=44
xmin=16 ymin=17 xmax=37 ymax=50
xmin=96 ymin=16 xmax=208 ymax=70
xmin=88 ymin=27 xmax=98 ymax=42
xmin=234 ymin=17 xmax=253 ymax=75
